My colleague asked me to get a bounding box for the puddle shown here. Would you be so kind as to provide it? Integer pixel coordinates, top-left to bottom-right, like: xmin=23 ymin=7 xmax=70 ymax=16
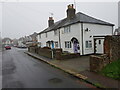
xmin=48 ymin=78 xmax=62 ymax=84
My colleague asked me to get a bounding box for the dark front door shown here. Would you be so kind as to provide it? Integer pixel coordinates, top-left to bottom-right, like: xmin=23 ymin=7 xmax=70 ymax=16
xmin=73 ymin=42 xmax=78 ymax=53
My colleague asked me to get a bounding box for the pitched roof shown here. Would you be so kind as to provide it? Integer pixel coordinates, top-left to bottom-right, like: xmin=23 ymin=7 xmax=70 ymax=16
xmin=39 ymin=12 xmax=114 ymax=34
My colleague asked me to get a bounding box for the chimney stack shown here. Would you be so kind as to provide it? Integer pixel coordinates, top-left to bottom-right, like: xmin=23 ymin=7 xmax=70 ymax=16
xmin=66 ymin=4 xmax=76 ymax=19
xmin=48 ymin=17 xmax=54 ymax=27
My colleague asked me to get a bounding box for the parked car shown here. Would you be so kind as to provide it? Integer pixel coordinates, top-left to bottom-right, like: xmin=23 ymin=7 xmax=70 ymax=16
xmin=17 ymin=44 xmax=27 ymax=48
xmin=5 ymin=45 xmax=11 ymax=50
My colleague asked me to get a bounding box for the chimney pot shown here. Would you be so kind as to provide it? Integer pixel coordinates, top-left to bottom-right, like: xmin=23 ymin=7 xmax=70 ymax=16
xmin=49 ymin=17 xmax=53 ymax=20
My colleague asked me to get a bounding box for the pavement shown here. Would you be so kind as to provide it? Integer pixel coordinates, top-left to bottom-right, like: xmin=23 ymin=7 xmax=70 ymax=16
xmin=2 ymin=47 xmax=97 ymax=88
xmin=25 ymin=51 xmax=120 ymax=89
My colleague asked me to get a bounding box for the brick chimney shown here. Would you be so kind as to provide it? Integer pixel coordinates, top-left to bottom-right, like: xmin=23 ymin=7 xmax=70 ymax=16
xmin=66 ymin=4 xmax=76 ymax=19
xmin=48 ymin=17 xmax=54 ymax=27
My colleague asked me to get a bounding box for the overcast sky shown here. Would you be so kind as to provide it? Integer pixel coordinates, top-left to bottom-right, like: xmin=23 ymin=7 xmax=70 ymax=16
xmin=0 ymin=1 xmax=119 ymax=39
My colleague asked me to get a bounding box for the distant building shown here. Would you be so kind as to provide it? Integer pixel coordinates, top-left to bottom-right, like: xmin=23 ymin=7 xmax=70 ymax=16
xmin=37 ymin=4 xmax=114 ymax=55
xmin=24 ymin=32 xmax=38 ymax=47
xmin=18 ymin=37 xmax=26 ymax=48
xmin=114 ymin=27 xmax=120 ymax=35
xmin=2 ymin=38 xmax=12 ymax=45
xmin=12 ymin=39 xmax=18 ymax=46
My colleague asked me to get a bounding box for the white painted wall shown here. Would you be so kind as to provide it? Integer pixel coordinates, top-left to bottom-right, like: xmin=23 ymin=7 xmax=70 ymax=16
xmin=83 ymin=23 xmax=113 ymax=54
xmin=60 ymin=23 xmax=81 ymax=53
xmin=3 ymin=40 xmax=11 ymax=45
xmin=18 ymin=40 xmax=24 ymax=47
xmin=37 ymin=22 xmax=113 ymax=55
xmin=37 ymin=29 xmax=60 ymax=48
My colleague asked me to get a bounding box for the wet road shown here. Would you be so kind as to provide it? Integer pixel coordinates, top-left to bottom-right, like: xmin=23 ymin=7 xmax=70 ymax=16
xmin=2 ymin=47 xmax=95 ymax=88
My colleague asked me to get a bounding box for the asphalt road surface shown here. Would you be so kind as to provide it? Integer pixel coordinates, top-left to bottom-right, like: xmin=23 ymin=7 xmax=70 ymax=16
xmin=2 ymin=47 xmax=95 ymax=88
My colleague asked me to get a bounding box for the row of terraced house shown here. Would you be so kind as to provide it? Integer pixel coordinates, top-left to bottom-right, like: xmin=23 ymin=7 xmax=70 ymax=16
xmin=37 ymin=4 xmax=114 ymax=55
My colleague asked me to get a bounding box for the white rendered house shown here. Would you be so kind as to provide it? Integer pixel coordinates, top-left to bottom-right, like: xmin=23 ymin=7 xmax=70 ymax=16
xmin=37 ymin=4 xmax=114 ymax=55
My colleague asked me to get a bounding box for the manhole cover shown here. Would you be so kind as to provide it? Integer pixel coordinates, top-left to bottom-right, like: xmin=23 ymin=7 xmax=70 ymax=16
xmin=48 ymin=78 xmax=62 ymax=83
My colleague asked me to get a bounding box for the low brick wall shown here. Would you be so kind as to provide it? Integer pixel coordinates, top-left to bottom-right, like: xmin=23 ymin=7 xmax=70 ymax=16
xmin=90 ymin=54 xmax=110 ymax=72
xmin=28 ymin=46 xmax=80 ymax=60
xmin=28 ymin=46 xmax=52 ymax=58
xmin=55 ymin=52 xmax=80 ymax=60
xmin=90 ymin=36 xmax=120 ymax=72
xmin=28 ymin=46 xmax=37 ymax=53
xmin=38 ymin=47 xmax=52 ymax=59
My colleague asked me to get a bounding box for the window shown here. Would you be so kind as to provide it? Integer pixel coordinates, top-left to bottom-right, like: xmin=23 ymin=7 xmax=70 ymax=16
xmin=64 ymin=26 xmax=70 ymax=33
xmin=46 ymin=33 xmax=47 ymax=38
xmin=54 ymin=30 xmax=59 ymax=36
xmin=86 ymin=41 xmax=92 ymax=48
xmin=99 ymin=40 xmax=101 ymax=44
xmin=65 ymin=41 xmax=71 ymax=48
xmin=54 ymin=42 xmax=58 ymax=48
xmin=39 ymin=34 xmax=41 ymax=39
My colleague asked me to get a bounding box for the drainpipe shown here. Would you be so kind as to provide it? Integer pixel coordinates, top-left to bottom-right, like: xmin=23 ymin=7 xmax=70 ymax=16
xmin=51 ymin=49 xmax=54 ymax=59
xmin=81 ymin=22 xmax=84 ymax=55
xmin=58 ymin=29 xmax=61 ymax=48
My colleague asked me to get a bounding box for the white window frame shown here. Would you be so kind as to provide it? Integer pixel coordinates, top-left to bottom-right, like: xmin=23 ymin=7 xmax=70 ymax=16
xmin=65 ymin=41 xmax=72 ymax=48
xmin=85 ymin=40 xmax=92 ymax=48
xmin=64 ymin=26 xmax=71 ymax=34
xmin=54 ymin=30 xmax=58 ymax=36
xmin=54 ymin=41 xmax=58 ymax=48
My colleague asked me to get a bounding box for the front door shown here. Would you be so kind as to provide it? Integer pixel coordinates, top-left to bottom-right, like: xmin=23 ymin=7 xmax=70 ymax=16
xmin=94 ymin=38 xmax=104 ymax=54
xmin=51 ymin=42 xmax=54 ymax=49
xmin=73 ymin=42 xmax=78 ymax=53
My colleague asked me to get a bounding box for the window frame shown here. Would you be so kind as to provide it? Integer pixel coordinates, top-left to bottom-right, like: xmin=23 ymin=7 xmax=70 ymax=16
xmin=65 ymin=41 xmax=72 ymax=48
xmin=85 ymin=40 xmax=92 ymax=48
xmin=54 ymin=41 xmax=58 ymax=48
xmin=54 ymin=30 xmax=58 ymax=36
xmin=64 ymin=26 xmax=71 ymax=34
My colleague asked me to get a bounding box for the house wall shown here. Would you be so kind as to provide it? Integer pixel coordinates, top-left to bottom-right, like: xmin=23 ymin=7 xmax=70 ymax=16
xmin=37 ymin=29 xmax=60 ymax=48
xmin=3 ymin=40 xmax=11 ymax=45
xmin=37 ymin=23 xmax=113 ymax=55
xmin=60 ymin=23 xmax=81 ymax=53
xmin=18 ymin=40 xmax=24 ymax=47
xmin=83 ymin=23 xmax=113 ymax=55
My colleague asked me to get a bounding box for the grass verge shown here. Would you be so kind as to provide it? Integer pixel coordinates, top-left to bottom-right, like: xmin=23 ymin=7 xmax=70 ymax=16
xmin=100 ymin=59 xmax=120 ymax=80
